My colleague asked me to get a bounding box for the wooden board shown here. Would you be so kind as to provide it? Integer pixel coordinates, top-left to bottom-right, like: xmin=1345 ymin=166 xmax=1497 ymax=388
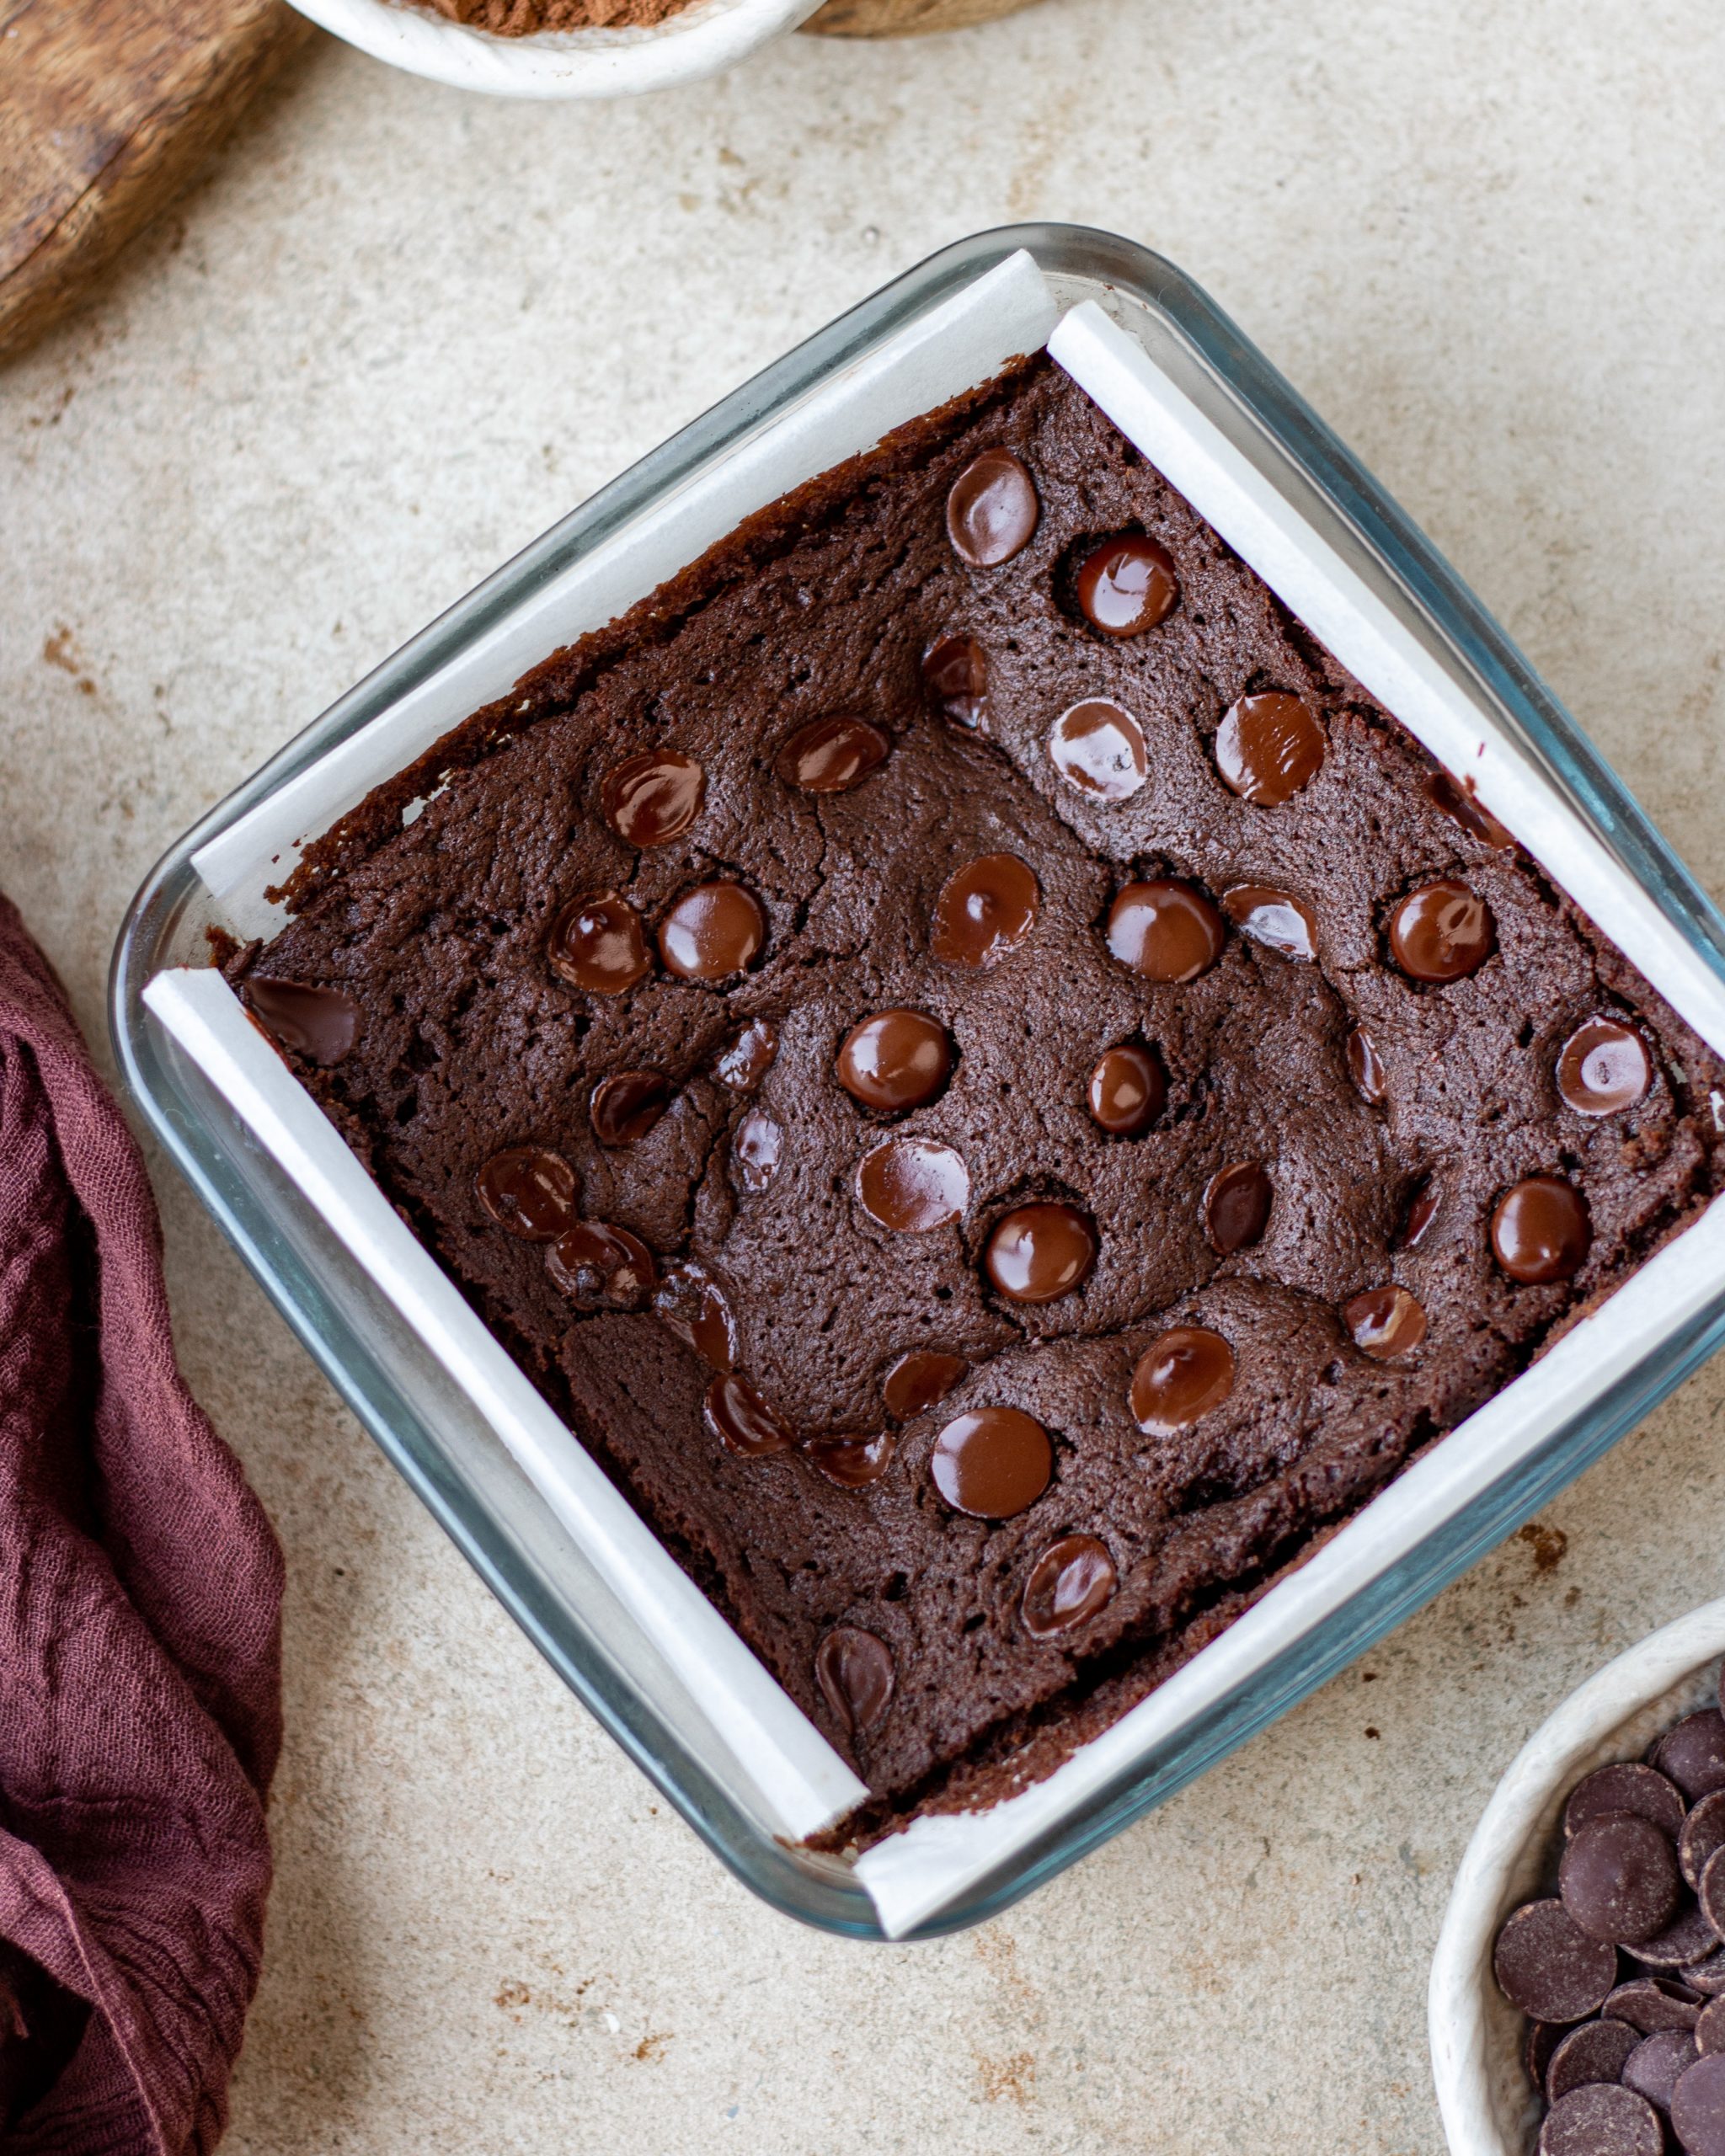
xmin=0 ymin=0 xmax=312 ymax=365
xmin=801 ymin=0 xmax=1043 ymax=35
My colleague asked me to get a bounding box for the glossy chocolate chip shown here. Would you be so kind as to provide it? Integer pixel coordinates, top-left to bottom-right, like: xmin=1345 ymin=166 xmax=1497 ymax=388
xmin=946 ymin=449 xmax=1039 ymax=567
xmin=1343 ymin=1284 xmax=1427 ymax=1360
xmin=1495 ymin=1899 xmax=1621 ymax=2022
xmin=1221 ymin=885 xmax=1317 ymax=962
xmin=1699 ymin=1997 xmax=1725 ymax=2055
xmin=1087 ymin=1043 xmax=1165 ymax=1136
xmin=1547 ymin=2019 xmax=1642 ymax=2101
xmin=658 ymin=882 xmax=766 ymax=982
xmin=1656 ymin=1712 xmax=1725 ymax=1802
xmin=548 ymin=891 xmax=651 ymax=995
xmin=921 ymin=633 xmax=988 ymax=731
xmin=1130 ymin=1326 xmax=1236 ymax=1436
xmin=814 ymin=1626 xmax=895 ymax=1737
xmin=1562 ymin=1814 xmax=1684 ymax=1944
xmin=1623 ymin=2028 xmax=1698 ymax=2114
xmin=1348 ymin=1027 xmax=1387 ymax=1104
xmin=475 ymin=1147 xmax=579 ymax=1241
xmin=804 ymin=1432 xmax=895 ymax=1491
xmin=712 ymin=1017 xmax=777 ymax=1091
xmin=776 ymin=715 xmax=889 ymax=795
xmin=932 ymin=853 xmax=1039 ymax=969
xmin=836 ymin=1010 xmax=953 ymax=1113
xmin=653 ymin=1263 xmax=737 ymax=1371
xmin=984 ymin=1203 xmax=1097 ymax=1305
xmin=1491 ymin=1176 xmax=1592 ymax=1284
xmin=703 ymin=1374 xmax=793 ymax=1459
xmin=245 ymin=977 xmax=360 ymax=1065
xmin=1106 ymin=878 xmax=1226 ymax=983
xmin=1214 ymin=692 xmax=1326 ymax=806
xmin=930 ymin=1406 xmax=1052 ymax=1518
xmin=1685 ymin=1796 xmax=1725 ymax=1891
xmin=1539 ymin=2084 xmax=1662 ymax=2156
xmin=1388 ymin=878 xmax=1497 ymax=982
xmin=1022 ymin=1535 xmax=1118 ymax=1639
xmin=1632 ymin=1901 xmax=1720 ymax=1970
xmin=1402 ymin=1178 xmax=1442 ymax=1250
xmin=1567 ymin=1765 xmax=1687 ymax=1843
xmin=601 ymin=749 xmax=705 ymax=847
xmin=1048 ymin=698 xmax=1148 ymax=800
xmin=882 ymin=1350 xmax=968 ymax=1422
xmin=1559 ymin=1019 xmax=1653 ymax=1118
xmin=1073 ymin=531 xmax=1178 ymax=637
xmin=1674 ymin=2054 xmax=1725 ymax=2156
xmin=1426 ymin=768 xmax=1515 ymax=850
xmin=732 ymin=1111 xmax=782 ymax=1193
xmin=856 ymin=1136 xmax=969 ymax=1232
xmin=590 ymin=1069 xmax=672 ymax=1146
xmin=545 ymin=1222 xmax=656 ymax=1311
xmin=1605 ymin=1980 xmax=1703 ymax=2034
xmin=1204 ymin=1161 xmax=1272 ymax=1254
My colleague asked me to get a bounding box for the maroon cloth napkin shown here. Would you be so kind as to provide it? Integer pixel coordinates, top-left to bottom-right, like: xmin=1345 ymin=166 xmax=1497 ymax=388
xmin=0 ymin=895 xmax=283 ymax=2153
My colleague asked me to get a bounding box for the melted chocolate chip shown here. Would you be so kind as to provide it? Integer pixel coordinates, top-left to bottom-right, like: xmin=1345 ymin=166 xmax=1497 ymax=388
xmin=932 ymin=853 xmax=1039 ymax=969
xmin=1344 ymin=1284 xmax=1427 ymax=1360
xmin=1567 ymin=1766 xmax=1688 ymax=1844
xmin=921 ymin=633 xmax=988 ymax=730
xmin=658 ymin=882 xmax=766 ymax=981
xmin=245 ymin=977 xmax=360 ymax=1065
xmin=946 ymin=450 xmax=1039 ymax=568
xmin=1494 ymin=1899 xmax=1620 ymax=2022
xmin=1214 ymin=693 xmax=1326 ymax=806
xmin=856 ymin=1136 xmax=969 ymax=1232
xmin=882 ymin=1350 xmax=968 ymax=1421
xmin=1491 ymin=1176 xmax=1592 ymax=1284
xmin=1048 ymin=699 xmax=1148 ymax=801
xmin=1402 ymin=1177 xmax=1441 ymax=1249
xmin=1674 ymin=2053 xmax=1725 ymax=2156
xmin=803 ymin=1432 xmax=894 ymax=1490
xmin=475 ymin=1148 xmax=579 ymax=1241
xmin=1562 ymin=1814 xmax=1684 ymax=1944
xmin=1221 ymin=885 xmax=1317 ymax=962
xmin=1559 ymin=1018 xmax=1653 ymax=1118
xmin=601 ymin=749 xmax=705 ymax=847
xmin=712 ymin=1017 xmax=777 ymax=1091
xmin=814 ymin=1626 xmax=895 ymax=1737
xmin=590 ymin=1069 xmax=673 ymax=1146
xmin=1204 ymin=1161 xmax=1272 ymax=1254
xmin=1426 ymin=768 xmax=1515 ymax=850
xmin=1106 ymin=878 xmax=1226 ymax=983
xmin=1547 ymin=2020 xmax=1642 ymax=2102
xmin=548 ymin=892 xmax=651 ymax=995
xmin=1348 ymin=1027 xmax=1387 ymax=1104
xmin=1539 ymin=2083 xmax=1662 ymax=2156
xmin=703 ymin=1374 xmax=793 ymax=1458
xmin=984 ymin=1203 xmax=1097 ymax=1305
xmin=1388 ymin=878 xmax=1497 ymax=983
xmin=1022 ymin=1535 xmax=1118 ymax=1639
xmin=653 ymin=1263 xmax=737 ymax=1370
xmin=775 ymin=716 xmax=890 ymax=795
xmin=1087 ymin=1043 xmax=1165 ymax=1136
xmin=836 ymin=1010 xmax=953 ymax=1113
xmin=1073 ymin=532 xmax=1178 ymax=637
xmin=732 ymin=1111 xmax=782 ymax=1193
xmin=1130 ymin=1326 xmax=1236 ymax=1435
xmin=930 ymin=1406 xmax=1052 ymax=1518
xmin=545 ymin=1221 xmax=656 ymax=1311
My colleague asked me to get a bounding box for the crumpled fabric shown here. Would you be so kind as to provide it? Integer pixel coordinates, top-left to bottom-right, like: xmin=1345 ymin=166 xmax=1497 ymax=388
xmin=0 ymin=894 xmax=282 ymax=2153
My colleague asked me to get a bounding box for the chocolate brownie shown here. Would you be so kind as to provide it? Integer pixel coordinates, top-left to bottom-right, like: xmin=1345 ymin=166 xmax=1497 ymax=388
xmin=236 ymin=355 xmax=1725 ymax=1838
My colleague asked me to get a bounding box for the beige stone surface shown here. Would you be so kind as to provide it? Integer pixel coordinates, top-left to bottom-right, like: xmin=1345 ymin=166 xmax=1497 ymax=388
xmin=5 ymin=1 xmax=1725 ymax=2147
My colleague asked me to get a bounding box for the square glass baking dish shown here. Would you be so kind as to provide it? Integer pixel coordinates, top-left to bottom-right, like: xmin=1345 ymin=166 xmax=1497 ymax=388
xmin=111 ymin=223 xmax=1725 ymax=1940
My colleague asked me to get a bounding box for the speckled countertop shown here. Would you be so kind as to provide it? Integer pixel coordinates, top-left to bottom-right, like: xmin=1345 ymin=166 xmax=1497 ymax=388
xmin=5 ymin=3 xmax=1725 ymax=2148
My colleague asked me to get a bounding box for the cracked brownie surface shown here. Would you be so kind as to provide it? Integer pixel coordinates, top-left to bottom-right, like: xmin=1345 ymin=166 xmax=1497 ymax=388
xmin=238 ymin=355 xmax=1725 ymax=1834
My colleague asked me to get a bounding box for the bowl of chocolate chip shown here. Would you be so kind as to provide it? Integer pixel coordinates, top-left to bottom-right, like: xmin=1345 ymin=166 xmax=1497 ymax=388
xmin=1432 ymin=1601 xmax=1725 ymax=2154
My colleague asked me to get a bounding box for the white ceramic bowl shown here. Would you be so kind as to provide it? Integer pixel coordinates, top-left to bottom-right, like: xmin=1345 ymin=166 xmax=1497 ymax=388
xmin=288 ymin=0 xmax=825 ymax=99
xmin=1430 ymin=1598 xmax=1725 ymax=2153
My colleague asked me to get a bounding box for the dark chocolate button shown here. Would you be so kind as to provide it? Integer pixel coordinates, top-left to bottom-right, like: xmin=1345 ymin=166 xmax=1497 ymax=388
xmin=1559 ymin=1019 xmax=1652 ymax=1118
xmin=601 ymin=749 xmax=705 ymax=848
xmin=1402 ymin=1178 xmax=1442 ymax=1250
xmin=1021 ymin=1534 xmax=1118 ymax=1639
xmin=1631 ymin=1901 xmax=1719 ymax=1970
xmin=1348 ymin=1027 xmax=1387 ymax=1104
xmin=946 ymin=450 xmax=1039 ymax=568
xmin=1699 ymin=1997 xmax=1725 ymax=2055
xmin=546 ymin=1222 xmax=656 ymax=1311
xmin=1624 ymin=2027 xmax=1698 ymax=2114
xmin=1539 ymin=2084 xmax=1662 ymax=2156
xmin=1073 ymin=532 xmax=1178 ymax=637
xmin=1547 ymin=2019 xmax=1642 ymax=2101
xmin=1567 ymin=1765 xmax=1687 ymax=1843
xmin=1656 ymin=1712 xmax=1725 ymax=1802
xmin=1388 ymin=878 xmax=1497 ymax=982
xmin=932 ymin=853 xmax=1039 ymax=969
xmin=984 ymin=1203 xmax=1097 ymax=1305
xmin=1204 ymin=1161 xmax=1272 ymax=1254
xmin=1685 ymin=1796 xmax=1725 ymax=1892
xmin=548 ymin=892 xmax=651 ymax=995
xmin=814 ymin=1627 xmax=895 ymax=1737
xmin=1702 ymin=1849 xmax=1725 ymax=1941
xmin=776 ymin=716 xmax=889 ymax=795
xmin=653 ymin=1263 xmax=737 ymax=1370
xmin=1426 ymin=768 xmax=1515 ymax=850
xmin=856 ymin=1136 xmax=969 ymax=1232
xmin=1214 ymin=692 xmax=1326 ymax=806
xmin=1087 ymin=1043 xmax=1165 ymax=1137
xmin=1221 ymin=884 xmax=1317 ymax=962
xmin=836 ymin=1010 xmax=953 ymax=1112
xmin=590 ymin=1069 xmax=672 ymax=1147
xmin=882 ymin=1350 xmax=968 ymax=1421
xmin=658 ymin=882 xmax=766 ymax=982
xmin=1562 ymin=1814 xmax=1684 ymax=1944
xmin=712 ymin=1017 xmax=777 ymax=1091
xmin=1048 ymin=698 xmax=1148 ymax=800
xmin=1130 ymin=1326 xmax=1236 ymax=1435
xmin=1674 ymin=2054 xmax=1725 ymax=2156
xmin=804 ymin=1432 xmax=894 ymax=1490
xmin=1529 ymin=2020 xmax=1566 ymax=2092
xmin=245 ymin=977 xmax=360 ymax=1065
xmin=475 ymin=1147 xmax=579 ymax=1241
xmin=1493 ymin=1899 xmax=1619 ymax=2022
xmin=1685 ymin=1955 xmax=1725 ymax=1999
xmin=703 ymin=1374 xmax=793 ymax=1458
xmin=1344 ymin=1284 xmax=1428 ymax=1360
xmin=1106 ymin=878 xmax=1226 ymax=983
xmin=921 ymin=633 xmax=988 ymax=731
xmin=732 ymin=1111 xmax=782 ymax=1193
xmin=1491 ymin=1176 xmax=1592 ymax=1284
xmin=930 ymin=1406 xmax=1052 ymax=1518
xmin=1605 ymin=1980 xmax=1703 ymax=2033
